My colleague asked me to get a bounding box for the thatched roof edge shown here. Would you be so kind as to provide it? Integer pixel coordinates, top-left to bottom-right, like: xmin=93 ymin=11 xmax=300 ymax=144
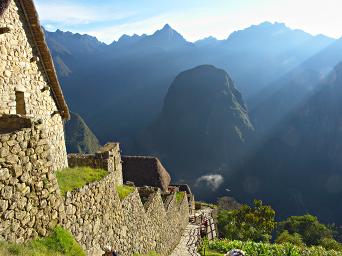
xmin=17 ymin=0 xmax=70 ymax=119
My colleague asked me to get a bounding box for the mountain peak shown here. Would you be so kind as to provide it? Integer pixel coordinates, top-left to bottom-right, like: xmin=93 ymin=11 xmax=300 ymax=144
xmin=162 ymin=24 xmax=172 ymax=30
xmin=137 ymin=23 xmax=190 ymax=50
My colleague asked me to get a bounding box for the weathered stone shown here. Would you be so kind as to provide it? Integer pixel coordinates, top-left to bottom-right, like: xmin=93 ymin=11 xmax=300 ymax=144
xmin=0 ymin=168 xmax=10 ymax=181
xmin=0 ymin=147 xmax=10 ymax=158
xmin=0 ymin=200 xmax=9 ymax=212
xmin=1 ymin=186 xmax=13 ymax=200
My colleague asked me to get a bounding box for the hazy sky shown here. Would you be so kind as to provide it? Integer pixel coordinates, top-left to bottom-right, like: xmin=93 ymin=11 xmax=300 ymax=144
xmin=35 ymin=0 xmax=342 ymax=44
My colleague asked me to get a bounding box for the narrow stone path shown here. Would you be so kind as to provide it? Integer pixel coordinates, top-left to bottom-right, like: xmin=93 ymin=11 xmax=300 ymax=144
xmin=170 ymin=223 xmax=200 ymax=256
xmin=170 ymin=207 xmax=216 ymax=256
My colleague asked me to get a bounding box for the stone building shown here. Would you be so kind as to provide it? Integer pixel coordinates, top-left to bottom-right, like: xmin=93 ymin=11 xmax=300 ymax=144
xmin=0 ymin=0 xmax=69 ymax=171
xmin=122 ymin=156 xmax=171 ymax=191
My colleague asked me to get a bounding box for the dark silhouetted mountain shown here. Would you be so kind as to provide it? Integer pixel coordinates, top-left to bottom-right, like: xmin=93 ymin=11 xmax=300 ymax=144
xmin=230 ymin=62 xmax=342 ymax=224
xmin=250 ymin=37 xmax=342 ymax=137
xmin=137 ymin=65 xmax=254 ymax=182
xmin=65 ymin=112 xmax=101 ymax=154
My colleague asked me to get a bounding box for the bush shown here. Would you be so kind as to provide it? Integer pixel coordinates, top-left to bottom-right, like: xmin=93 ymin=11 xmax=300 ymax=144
xmin=275 ymin=231 xmax=304 ymax=246
xmin=218 ymin=200 xmax=276 ymax=242
xmin=319 ymin=238 xmax=342 ymax=251
xmin=276 ymin=214 xmax=335 ymax=246
xmin=202 ymin=239 xmax=342 ymax=256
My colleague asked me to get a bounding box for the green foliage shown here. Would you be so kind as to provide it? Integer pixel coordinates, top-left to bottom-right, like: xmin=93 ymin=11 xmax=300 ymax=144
xmin=116 ymin=185 xmax=135 ymax=200
xmin=56 ymin=167 xmax=108 ymax=196
xmin=202 ymin=239 xmax=342 ymax=256
xmin=318 ymin=238 xmax=342 ymax=251
xmin=218 ymin=200 xmax=276 ymax=242
xmin=0 ymin=226 xmax=85 ymax=256
xmin=176 ymin=191 xmax=185 ymax=203
xmin=275 ymin=231 xmax=304 ymax=246
xmin=277 ymin=214 xmax=334 ymax=246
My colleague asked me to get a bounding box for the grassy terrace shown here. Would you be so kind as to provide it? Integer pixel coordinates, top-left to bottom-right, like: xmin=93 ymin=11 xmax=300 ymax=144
xmin=56 ymin=167 xmax=108 ymax=196
xmin=0 ymin=226 xmax=85 ymax=256
xmin=116 ymin=185 xmax=135 ymax=200
xmin=176 ymin=191 xmax=185 ymax=203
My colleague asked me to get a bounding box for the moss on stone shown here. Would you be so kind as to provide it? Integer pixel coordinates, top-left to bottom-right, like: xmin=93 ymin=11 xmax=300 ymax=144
xmin=117 ymin=185 xmax=135 ymax=200
xmin=0 ymin=226 xmax=85 ymax=256
xmin=56 ymin=167 xmax=108 ymax=196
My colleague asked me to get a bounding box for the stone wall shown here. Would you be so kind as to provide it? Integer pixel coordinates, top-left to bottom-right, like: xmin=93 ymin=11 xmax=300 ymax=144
xmin=62 ymin=171 xmax=189 ymax=256
xmin=0 ymin=0 xmax=67 ymax=171
xmin=68 ymin=143 xmax=123 ymax=186
xmin=0 ymin=116 xmax=64 ymax=243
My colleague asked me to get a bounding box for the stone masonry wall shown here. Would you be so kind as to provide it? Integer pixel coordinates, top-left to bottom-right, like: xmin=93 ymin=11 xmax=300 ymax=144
xmin=62 ymin=171 xmax=189 ymax=256
xmin=0 ymin=116 xmax=64 ymax=243
xmin=0 ymin=0 xmax=68 ymax=171
xmin=68 ymin=143 xmax=123 ymax=186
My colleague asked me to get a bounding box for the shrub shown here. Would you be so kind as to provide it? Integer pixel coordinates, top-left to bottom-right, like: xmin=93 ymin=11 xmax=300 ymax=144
xmin=319 ymin=238 xmax=342 ymax=251
xmin=276 ymin=214 xmax=334 ymax=246
xmin=275 ymin=231 xmax=304 ymax=246
xmin=202 ymin=239 xmax=342 ymax=256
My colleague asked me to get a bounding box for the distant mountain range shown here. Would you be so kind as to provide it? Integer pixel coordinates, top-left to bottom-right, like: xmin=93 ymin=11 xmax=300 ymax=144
xmin=46 ymin=22 xmax=342 ymax=224
xmin=44 ymin=22 xmax=337 ymax=146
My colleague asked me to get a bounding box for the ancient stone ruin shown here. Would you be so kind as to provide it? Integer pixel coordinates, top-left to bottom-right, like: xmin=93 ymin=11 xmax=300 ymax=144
xmin=0 ymin=1 xmax=194 ymax=255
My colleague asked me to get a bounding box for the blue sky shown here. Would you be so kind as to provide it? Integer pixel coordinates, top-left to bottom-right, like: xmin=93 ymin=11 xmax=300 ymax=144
xmin=35 ymin=0 xmax=342 ymax=44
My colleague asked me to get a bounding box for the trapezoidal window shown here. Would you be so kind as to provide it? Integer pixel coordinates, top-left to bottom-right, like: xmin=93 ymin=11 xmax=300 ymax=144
xmin=15 ymin=91 xmax=26 ymax=115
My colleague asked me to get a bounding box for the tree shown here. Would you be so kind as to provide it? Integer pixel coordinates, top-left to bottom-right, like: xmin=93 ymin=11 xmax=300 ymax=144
xmin=276 ymin=214 xmax=333 ymax=246
xmin=218 ymin=199 xmax=276 ymax=242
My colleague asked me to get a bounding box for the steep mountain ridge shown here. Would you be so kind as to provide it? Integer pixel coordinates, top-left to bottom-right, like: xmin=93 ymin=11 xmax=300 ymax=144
xmin=233 ymin=62 xmax=342 ymax=224
xmin=65 ymin=112 xmax=101 ymax=154
xmin=137 ymin=65 xmax=254 ymax=182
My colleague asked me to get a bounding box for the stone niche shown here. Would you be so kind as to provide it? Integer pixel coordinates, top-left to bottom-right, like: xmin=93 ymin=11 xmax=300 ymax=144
xmin=0 ymin=115 xmax=32 ymax=134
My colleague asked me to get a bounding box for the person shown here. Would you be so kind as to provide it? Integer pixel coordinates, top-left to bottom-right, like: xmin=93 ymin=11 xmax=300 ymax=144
xmin=225 ymin=249 xmax=245 ymax=256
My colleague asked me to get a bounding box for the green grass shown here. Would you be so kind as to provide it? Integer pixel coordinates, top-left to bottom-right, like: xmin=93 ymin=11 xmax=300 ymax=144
xmin=176 ymin=191 xmax=185 ymax=203
xmin=0 ymin=226 xmax=85 ymax=256
xmin=56 ymin=167 xmax=108 ymax=196
xmin=200 ymin=239 xmax=342 ymax=256
xmin=116 ymin=185 xmax=135 ymax=200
